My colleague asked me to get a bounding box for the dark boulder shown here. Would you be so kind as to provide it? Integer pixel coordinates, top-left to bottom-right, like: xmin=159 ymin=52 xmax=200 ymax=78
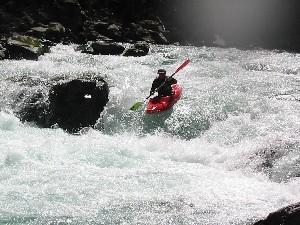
xmin=48 ymin=79 xmax=109 ymax=132
xmin=81 ymin=41 xmax=125 ymax=55
xmin=123 ymin=42 xmax=149 ymax=57
xmin=6 ymin=35 xmax=49 ymax=60
xmin=253 ymin=202 xmax=300 ymax=225
xmin=15 ymin=78 xmax=109 ymax=133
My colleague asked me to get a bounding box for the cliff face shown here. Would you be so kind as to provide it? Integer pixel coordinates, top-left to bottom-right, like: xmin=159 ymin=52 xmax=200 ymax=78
xmin=0 ymin=0 xmax=299 ymax=52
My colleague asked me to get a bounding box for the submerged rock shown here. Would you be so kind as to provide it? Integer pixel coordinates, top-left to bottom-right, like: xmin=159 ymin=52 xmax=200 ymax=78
xmin=6 ymin=35 xmax=49 ymax=60
xmin=81 ymin=41 xmax=125 ymax=55
xmin=253 ymin=202 xmax=300 ymax=225
xmin=16 ymin=90 xmax=50 ymax=127
xmin=48 ymin=79 xmax=109 ymax=132
xmin=123 ymin=42 xmax=149 ymax=57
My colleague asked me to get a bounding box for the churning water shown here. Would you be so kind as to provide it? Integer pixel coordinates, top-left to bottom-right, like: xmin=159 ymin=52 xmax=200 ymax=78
xmin=0 ymin=44 xmax=299 ymax=225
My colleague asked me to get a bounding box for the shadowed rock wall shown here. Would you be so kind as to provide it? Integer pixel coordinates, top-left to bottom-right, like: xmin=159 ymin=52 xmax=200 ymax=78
xmin=0 ymin=0 xmax=299 ymax=52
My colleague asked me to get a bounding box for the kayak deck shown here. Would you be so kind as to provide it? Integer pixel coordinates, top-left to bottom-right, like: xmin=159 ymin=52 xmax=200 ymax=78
xmin=146 ymin=84 xmax=182 ymax=113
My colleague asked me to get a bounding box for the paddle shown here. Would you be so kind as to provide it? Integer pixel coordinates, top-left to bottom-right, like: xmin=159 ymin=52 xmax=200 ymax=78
xmin=130 ymin=59 xmax=190 ymax=111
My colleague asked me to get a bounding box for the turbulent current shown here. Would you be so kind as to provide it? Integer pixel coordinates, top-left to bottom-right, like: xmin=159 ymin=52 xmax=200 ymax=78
xmin=0 ymin=44 xmax=299 ymax=225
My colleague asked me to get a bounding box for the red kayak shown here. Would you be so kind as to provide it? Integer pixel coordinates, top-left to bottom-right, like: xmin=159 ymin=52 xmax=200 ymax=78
xmin=146 ymin=84 xmax=182 ymax=114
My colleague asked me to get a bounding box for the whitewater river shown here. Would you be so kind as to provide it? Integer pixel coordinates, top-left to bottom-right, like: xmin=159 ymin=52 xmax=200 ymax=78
xmin=0 ymin=44 xmax=299 ymax=225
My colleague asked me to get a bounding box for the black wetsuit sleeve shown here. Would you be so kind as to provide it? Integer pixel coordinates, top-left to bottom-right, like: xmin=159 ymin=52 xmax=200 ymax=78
xmin=150 ymin=78 xmax=160 ymax=93
xmin=168 ymin=77 xmax=177 ymax=85
xmin=150 ymin=77 xmax=176 ymax=95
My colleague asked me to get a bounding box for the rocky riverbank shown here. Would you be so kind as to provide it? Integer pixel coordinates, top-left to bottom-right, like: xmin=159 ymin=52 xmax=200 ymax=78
xmin=0 ymin=0 xmax=168 ymax=59
xmin=1 ymin=0 xmax=300 ymax=60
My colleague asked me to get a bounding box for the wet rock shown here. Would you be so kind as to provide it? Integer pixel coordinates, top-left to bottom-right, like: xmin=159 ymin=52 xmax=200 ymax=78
xmin=83 ymin=20 xmax=110 ymax=41
xmin=106 ymin=24 xmax=123 ymax=41
xmin=6 ymin=35 xmax=49 ymax=60
xmin=0 ymin=0 xmax=299 ymax=51
xmin=139 ymin=19 xmax=165 ymax=33
xmin=123 ymin=22 xmax=168 ymax=44
xmin=15 ymin=77 xmax=109 ymax=133
xmin=93 ymin=20 xmax=110 ymax=34
xmin=149 ymin=31 xmax=168 ymax=44
xmin=79 ymin=41 xmax=125 ymax=55
xmin=253 ymin=202 xmax=300 ymax=225
xmin=138 ymin=19 xmax=168 ymax=44
xmin=126 ymin=23 xmax=151 ymax=41
xmin=16 ymin=90 xmax=50 ymax=127
xmin=27 ymin=22 xmax=66 ymax=42
xmin=48 ymin=79 xmax=109 ymax=132
xmin=0 ymin=1 xmax=167 ymax=46
xmin=123 ymin=42 xmax=149 ymax=57
xmin=0 ymin=44 xmax=7 ymax=60
xmin=86 ymin=21 xmax=124 ymax=42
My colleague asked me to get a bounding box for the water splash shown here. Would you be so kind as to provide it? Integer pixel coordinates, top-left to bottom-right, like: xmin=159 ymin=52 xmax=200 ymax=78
xmin=0 ymin=44 xmax=299 ymax=224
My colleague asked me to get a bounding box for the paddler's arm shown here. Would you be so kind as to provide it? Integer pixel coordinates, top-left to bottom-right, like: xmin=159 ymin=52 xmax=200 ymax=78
xmin=150 ymin=79 xmax=159 ymax=95
xmin=166 ymin=77 xmax=177 ymax=85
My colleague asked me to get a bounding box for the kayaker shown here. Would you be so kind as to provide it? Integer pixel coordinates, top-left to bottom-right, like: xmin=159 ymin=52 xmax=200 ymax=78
xmin=150 ymin=69 xmax=177 ymax=97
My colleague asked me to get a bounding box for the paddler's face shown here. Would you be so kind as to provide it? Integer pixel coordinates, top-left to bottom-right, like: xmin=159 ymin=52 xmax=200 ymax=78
xmin=158 ymin=73 xmax=166 ymax=79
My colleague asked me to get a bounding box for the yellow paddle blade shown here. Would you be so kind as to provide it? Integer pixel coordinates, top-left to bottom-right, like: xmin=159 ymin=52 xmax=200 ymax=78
xmin=129 ymin=102 xmax=144 ymax=110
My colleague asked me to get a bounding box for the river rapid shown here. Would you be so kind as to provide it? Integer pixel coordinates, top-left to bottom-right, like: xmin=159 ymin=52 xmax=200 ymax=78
xmin=0 ymin=44 xmax=300 ymax=225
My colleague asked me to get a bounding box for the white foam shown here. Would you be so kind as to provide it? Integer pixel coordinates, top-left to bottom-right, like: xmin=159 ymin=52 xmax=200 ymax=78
xmin=0 ymin=112 xmax=21 ymax=131
xmin=0 ymin=44 xmax=299 ymax=224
